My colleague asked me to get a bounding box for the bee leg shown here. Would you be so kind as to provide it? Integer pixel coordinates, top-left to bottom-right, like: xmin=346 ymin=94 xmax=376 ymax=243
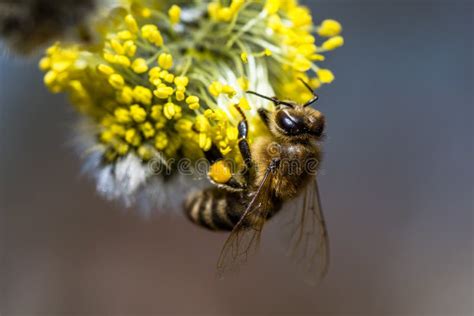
xmin=204 ymin=144 xmax=224 ymax=164
xmin=234 ymin=105 xmax=252 ymax=174
xmin=208 ymin=160 xmax=246 ymax=191
xmin=206 ymin=105 xmax=253 ymax=191
xmin=238 ymin=121 xmax=252 ymax=171
xmin=222 ymin=177 xmax=247 ymax=191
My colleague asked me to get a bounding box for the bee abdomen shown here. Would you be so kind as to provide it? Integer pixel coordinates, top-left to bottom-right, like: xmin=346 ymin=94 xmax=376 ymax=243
xmin=184 ymin=188 xmax=242 ymax=231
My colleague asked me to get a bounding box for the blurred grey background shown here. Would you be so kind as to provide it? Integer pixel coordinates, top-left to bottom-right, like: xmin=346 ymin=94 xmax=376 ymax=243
xmin=1 ymin=0 xmax=473 ymax=315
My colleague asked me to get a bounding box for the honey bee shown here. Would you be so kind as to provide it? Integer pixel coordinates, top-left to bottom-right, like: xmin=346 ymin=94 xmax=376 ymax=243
xmin=184 ymin=79 xmax=329 ymax=281
xmin=0 ymin=0 xmax=102 ymax=55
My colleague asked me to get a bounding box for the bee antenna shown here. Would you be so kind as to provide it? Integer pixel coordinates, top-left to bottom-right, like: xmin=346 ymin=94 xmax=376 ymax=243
xmin=297 ymin=78 xmax=312 ymax=92
xmin=298 ymin=78 xmax=320 ymax=107
xmin=246 ymin=91 xmax=294 ymax=108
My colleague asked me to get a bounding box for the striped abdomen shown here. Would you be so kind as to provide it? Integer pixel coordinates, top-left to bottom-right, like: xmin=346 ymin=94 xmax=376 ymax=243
xmin=184 ymin=188 xmax=244 ymax=231
xmin=184 ymin=187 xmax=282 ymax=231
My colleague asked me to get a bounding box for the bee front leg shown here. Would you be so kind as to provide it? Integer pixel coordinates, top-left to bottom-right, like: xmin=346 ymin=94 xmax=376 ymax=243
xmin=207 ymin=105 xmax=254 ymax=192
xmin=238 ymin=118 xmax=252 ymax=173
xmin=234 ymin=105 xmax=253 ymax=176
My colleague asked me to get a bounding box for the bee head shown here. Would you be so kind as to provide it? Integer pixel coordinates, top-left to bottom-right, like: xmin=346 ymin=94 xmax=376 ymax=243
xmin=247 ymin=79 xmax=325 ymax=142
xmin=272 ymin=105 xmax=325 ymax=141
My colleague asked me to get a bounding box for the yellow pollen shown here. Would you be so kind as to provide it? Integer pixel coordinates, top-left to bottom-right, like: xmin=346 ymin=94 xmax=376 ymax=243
xmin=132 ymin=58 xmax=149 ymax=74
xmin=154 ymin=85 xmax=174 ymax=99
xmin=115 ymin=142 xmax=130 ymax=155
xmin=209 ymin=81 xmax=223 ymax=97
xmin=264 ymin=0 xmax=280 ymax=14
xmin=199 ymin=133 xmax=212 ymax=151
xmin=123 ymin=40 xmax=137 ymax=57
xmin=117 ymin=30 xmax=133 ymax=40
xmin=174 ymin=76 xmax=189 ymax=87
xmin=189 ymin=103 xmax=200 ymax=110
xmin=110 ymin=39 xmax=125 ymax=55
xmin=208 ymin=160 xmax=233 ymax=184
xmin=133 ymin=86 xmax=152 ymax=105
xmin=108 ymin=74 xmax=125 ymax=90
xmin=125 ymin=128 xmax=142 ymax=146
xmin=186 ymin=96 xmax=200 ymax=104
xmin=322 ymin=36 xmax=345 ymax=51
xmin=97 ymin=64 xmax=114 ymax=76
xmin=138 ymin=146 xmax=154 ymax=160
xmin=175 ymin=90 xmax=185 ymax=101
xmin=39 ymin=57 xmax=51 ymax=71
xmin=318 ymin=19 xmax=342 ymax=37
xmin=158 ymin=53 xmax=173 ymax=69
xmin=223 ymin=85 xmax=236 ymax=97
xmin=317 ymin=68 xmax=335 ymax=84
xmin=168 ymin=5 xmax=181 ymax=24
xmin=163 ymin=102 xmax=177 ymax=119
xmin=125 ymin=15 xmax=139 ymax=33
xmin=155 ymin=132 xmax=169 ymax=150
xmin=117 ymin=86 xmax=134 ymax=104
xmin=114 ymin=108 xmax=131 ymax=123
xmin=140 ymin=122 xmax=156 ymax=139
xmin=130 ymin=104 xmax=147 ymax=123
xmin=292 ymin=55 xmax=312 ymax=72
xmin=115 ymin=55 xmax=131 ymax=67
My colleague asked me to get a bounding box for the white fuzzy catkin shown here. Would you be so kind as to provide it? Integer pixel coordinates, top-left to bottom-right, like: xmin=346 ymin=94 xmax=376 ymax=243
xmin=73 ymin=118 xmax=206 ymax=216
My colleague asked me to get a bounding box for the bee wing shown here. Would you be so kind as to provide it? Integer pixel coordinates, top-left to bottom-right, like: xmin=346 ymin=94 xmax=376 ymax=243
xmin=285 ymin=177 xmax=330 ymax=284
xmin=216 ymin=160 xmax=278 ymax=277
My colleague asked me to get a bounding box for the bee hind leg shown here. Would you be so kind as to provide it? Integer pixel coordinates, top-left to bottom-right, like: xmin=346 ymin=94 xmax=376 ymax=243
xmin=204 ymin=144 xmax=224 ymax=164
xmin=208 ymin=160 xmax=247 ymax=192
xmin=205 ymin=145 xmax=247 ymax=192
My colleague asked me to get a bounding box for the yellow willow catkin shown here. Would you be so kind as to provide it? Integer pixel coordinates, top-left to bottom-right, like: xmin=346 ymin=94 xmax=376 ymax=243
xmin=39 ymin=0 xmax=343 ymax=202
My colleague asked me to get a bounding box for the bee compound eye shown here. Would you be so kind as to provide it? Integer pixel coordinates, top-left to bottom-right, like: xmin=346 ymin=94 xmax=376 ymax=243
xmin=276 ymin=111 xmax=305 ymax=136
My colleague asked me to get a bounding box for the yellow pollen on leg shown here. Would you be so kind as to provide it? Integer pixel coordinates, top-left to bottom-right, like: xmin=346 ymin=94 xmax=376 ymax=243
xmin=208 ymin=160 xmax=233 ymax=184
